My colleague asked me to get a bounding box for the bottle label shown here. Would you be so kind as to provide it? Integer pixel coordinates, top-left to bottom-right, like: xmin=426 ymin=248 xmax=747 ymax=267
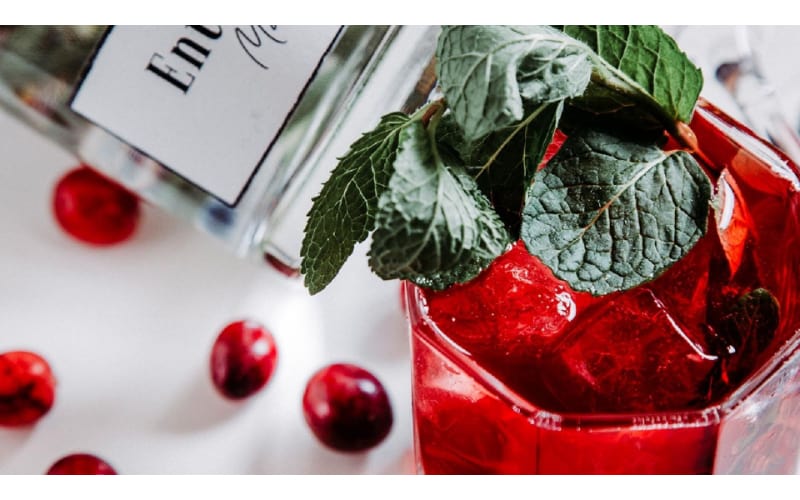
xmin=71 ymin=26 xmax=341 ymax=205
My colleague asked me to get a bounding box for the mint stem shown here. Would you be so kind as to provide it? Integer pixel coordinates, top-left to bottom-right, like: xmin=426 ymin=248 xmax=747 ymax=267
xmin=587 ymin=56 xmax=685 ymax=140
xmin=420 ymin=98 xmax=446 ymax=126
xmin=425 ymin=103 xmax=447 ymax=166
xmin=476 ymin=103 xmax=550 ymax=178
xmin=673 ymin=121 xmax=715 ymax=170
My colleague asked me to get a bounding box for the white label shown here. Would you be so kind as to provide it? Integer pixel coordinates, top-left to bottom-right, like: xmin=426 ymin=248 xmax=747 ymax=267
xmin=71 ymin=25 xmax=341 ymax=205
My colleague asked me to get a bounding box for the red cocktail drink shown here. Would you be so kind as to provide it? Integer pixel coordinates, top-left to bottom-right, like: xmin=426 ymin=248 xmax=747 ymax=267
xmin=406 ymin=100 xmax=800 ymax=474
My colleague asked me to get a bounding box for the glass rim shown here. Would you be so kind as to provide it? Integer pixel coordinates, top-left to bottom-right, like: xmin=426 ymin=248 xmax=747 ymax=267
xmin=406 ymin=99 xmax=800 ymax=431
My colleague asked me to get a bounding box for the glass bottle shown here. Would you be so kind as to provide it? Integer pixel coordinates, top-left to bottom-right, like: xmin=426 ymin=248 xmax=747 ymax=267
xmin=0 ymin=26 xmax=439 ymax=271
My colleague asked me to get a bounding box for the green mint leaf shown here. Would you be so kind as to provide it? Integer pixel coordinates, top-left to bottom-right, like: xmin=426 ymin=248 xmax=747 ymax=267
xmin=703 ymin=288 xmax=780 ymax=399
xmin=728 ymin=288 xmax=780 ymax=354
xmin=301 ymin=112 xmax=410 ymax=295
xmin=436 ymin=25 xmax=591 ymax=141
xmin=368 ymin=120 xmax=511 ymax=290
xmin=560 ymin=25 xmax=703 ymax=128
xmin=521 ymin=128 xmax=711 ymax=295
xmin=438 ymin=102 xmax=563 ymax=234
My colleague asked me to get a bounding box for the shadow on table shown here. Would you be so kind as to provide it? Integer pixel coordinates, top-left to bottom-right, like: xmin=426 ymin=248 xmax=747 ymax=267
xmin=0 ymin=428 xmax=34 ymax=468
xmin=158 ymin=374 xmax=241 ymax=434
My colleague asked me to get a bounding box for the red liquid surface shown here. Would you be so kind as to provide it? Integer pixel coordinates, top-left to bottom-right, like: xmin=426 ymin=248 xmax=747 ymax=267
xmin=409 ymin=103 xmax=800 ymax=474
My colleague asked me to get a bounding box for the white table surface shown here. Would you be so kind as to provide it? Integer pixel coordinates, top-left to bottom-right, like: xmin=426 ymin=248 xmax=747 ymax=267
xmin=1 ymin=26 xmax=799 ymax=475
xmin=0 ymin=106 xmax=415 ymax=474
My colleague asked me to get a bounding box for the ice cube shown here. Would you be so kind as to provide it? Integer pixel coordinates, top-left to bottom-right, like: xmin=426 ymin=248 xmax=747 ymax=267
xmin=423 ymin=241 xmax=591 ymax=360
xmin=646 ymin=221 xmax=718 ymax=336
xmin=714 ymin=169 xmax=752 ymax=277
xmin=539 ymin=288 xmax=719 ymax=413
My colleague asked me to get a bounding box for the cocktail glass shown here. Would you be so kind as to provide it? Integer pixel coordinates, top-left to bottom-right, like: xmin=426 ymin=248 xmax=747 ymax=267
xmin=405 ymin=99 xmax=800 ymax=474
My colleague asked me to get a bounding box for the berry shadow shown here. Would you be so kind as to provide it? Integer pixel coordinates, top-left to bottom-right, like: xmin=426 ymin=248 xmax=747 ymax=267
xmin=0 ymin=428 xmax=34 ymax=467
xmin=158 ymin=374 xmax=242 ymax=434
xmin=316 ymin=281 xmax=411 ymax=365
xmin=355 ymin=306 xmax=410 ymax=363
xmin=248 ymin=442 xmax=370 ymax=474
xmin=379 ymin=447 xmax=416 ymax=474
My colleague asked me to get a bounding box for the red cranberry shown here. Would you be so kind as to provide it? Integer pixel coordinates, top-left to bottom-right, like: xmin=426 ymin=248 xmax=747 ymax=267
xmin=0 ymin=351 xmax=56 ymax=427
xmin=210 ymin=320 xmax=278 ymax=400
xmin=302 ymin=363 xmax=393 ymax=452
xmin=46 ymin=453 xmax=117 ymax=475
xmin=264 ymin=253 xmax=300 ymax=278
xmin=52 ymin=165 xmax=140 ymax=245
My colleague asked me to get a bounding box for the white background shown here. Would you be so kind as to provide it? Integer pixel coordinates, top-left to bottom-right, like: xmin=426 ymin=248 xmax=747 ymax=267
xmin=0 ymin=106 xmax=414 ymax=474
xmin=2 ymin=25 xmax=800 ymax=475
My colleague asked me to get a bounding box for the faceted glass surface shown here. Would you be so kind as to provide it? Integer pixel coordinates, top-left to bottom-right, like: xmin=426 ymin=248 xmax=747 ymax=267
xmin=407 ymin=100 xmax=800 ymax=474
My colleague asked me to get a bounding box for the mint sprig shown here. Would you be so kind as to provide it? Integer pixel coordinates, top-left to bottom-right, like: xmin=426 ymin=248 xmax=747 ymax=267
xmin=368 ymin=119 xmax=510 ymax=289
xmin=435 ymin=25 xmax=591 ymax=141
xmin=301 ymin=112 xmax=411 ymax=294
xmin=560 ymin=25 xmax=704 ymax=136
xmin=300 ymin=25 xmax=711 ymax=296
xmin=438 ymin=101 xmax=563 ymax=235
xmin=521 ymin=128 xmax=711 ymax=295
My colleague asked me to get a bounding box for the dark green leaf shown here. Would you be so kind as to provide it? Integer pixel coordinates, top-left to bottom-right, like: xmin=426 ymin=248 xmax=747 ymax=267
xmin=521 ymin=128 xmax=711 ymax=295
xmin=438 ymin=102 xmax=563 ymax=234
xmin=702 ymin=288 xmax=780 ymax=402
xmin=369 ymin=120 xmax=510 ymax=290
xmin=560 ymin=25 xmax=703 ymax=128
xmin=728 ymin=288 xmax=780 ymax=354
xmin=434 ymin=112 xmax=474 ymax=161
xmin=436 ymin=25 xmax=591 ymax=141
xmin=301 ymin=113 xmax=410 ymax=294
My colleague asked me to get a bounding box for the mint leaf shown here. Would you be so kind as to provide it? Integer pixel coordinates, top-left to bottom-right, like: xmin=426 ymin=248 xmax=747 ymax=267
xmin=368 ymin=120 xmax=510 ymax=290
xmin=728 ymin=288 xmax=780 ymax=354
xmin=301 ymin=113 xmax=410 ymax=295
xmin=560 ymin=25 xmax=703 ymax=128
xmin=301 ymin=26 xmax=711 ymax=297
xmin=704 ymin=288 xmax=779 ymax=399
xmin=438 ymin=102 xmax=563 ymax=234
xmin=521 ymin=128 xmax=711 ymax=295
xmin=436 ymin=25 xmax=591 ymax=141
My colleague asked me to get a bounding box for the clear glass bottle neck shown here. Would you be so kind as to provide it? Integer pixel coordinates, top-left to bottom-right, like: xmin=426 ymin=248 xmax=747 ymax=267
xmin=0 ymin=26 xmax=440 ymax=274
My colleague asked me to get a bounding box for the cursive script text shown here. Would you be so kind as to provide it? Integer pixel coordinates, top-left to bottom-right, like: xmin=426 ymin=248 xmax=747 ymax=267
xmin=235 ymin=25 xmax=287 ymax=70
